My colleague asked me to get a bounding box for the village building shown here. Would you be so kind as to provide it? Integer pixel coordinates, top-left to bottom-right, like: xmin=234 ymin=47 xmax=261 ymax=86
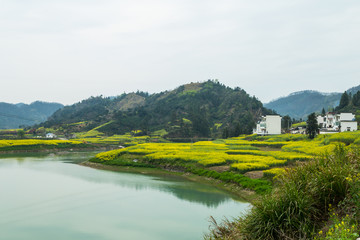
xmin=46 ymin=133 xmax=57 ymax=139
xmin=317 ymin=112 xmax=357 ymax=133
xmin=339 ymin=113 xmax=357 ymax=132
xmin=254 ymin=115 xmax=282 ymax=135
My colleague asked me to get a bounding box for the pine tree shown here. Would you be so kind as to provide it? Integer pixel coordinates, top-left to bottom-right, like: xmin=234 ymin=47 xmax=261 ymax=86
xmin=306 ymin=113 xmax=319 ymax=139
xmin=339 ymin=91 xmax=350 ymax=109
xmin=353 ymin=91 xmax=360 ymax=107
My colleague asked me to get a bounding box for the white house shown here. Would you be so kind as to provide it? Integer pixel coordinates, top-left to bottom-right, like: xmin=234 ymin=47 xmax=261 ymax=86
xmin=317 ymin=112 xmax=340 ymax=131
xmin=46 ymin=133 xmax=57 ymax=139
xmin=326 ymin=112 xmax=340 ymax=130
xmin=317 ymin=112 xmax=357 ymax=132
xmin=254 ymin=115 xmax=282 ymax=135
xmin=317 ymin=115 xmax=326 ymax=128
xmin=339 ymin=113 xmax=357 ymax=132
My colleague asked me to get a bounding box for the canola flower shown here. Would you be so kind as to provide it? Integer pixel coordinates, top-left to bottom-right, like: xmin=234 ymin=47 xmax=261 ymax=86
xmin=315 ymin=212 xmax=359 ymax=240
xmin=94 ymin=131 xmax=360 ymax=173
xmin=263 ymin=168 xmax=286 ymax=178
xmin=96 ymin=141 xmax=287 ymax=170
xmin=0 ymin=139 xmax=83 ymax=148
xmin=227 ymin=149 xmax=312 ymax=161
xmin=74 ymin=133 xmax=151 ymax=145
xmin=281 ymin=141 xmax=338 ymax=155
xmin=326 ymin=131 xmax=360 ymax=145
xmin=95 ymin=149 xmax=126 ymax=161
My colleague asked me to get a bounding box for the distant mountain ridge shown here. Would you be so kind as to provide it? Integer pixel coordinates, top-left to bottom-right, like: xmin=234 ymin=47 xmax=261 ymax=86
xmin=0 ymin=101 xmax=64 ymax=129
xmin=264 ymin=85 xmax=360 ymax=119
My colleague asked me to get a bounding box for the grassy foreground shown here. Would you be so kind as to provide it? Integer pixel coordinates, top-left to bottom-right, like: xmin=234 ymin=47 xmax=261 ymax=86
xmin=206 ymin=145 xmax=360 ymax=240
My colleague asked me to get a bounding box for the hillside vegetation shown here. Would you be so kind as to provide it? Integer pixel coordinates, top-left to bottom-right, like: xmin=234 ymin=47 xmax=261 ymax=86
xmin=41 ymin=81 xmax=273 ymax=139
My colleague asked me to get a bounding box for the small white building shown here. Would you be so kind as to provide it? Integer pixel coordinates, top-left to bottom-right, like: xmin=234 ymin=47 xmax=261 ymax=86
xmin=317 ymin=113 xmax=340 ymax=131
xmin=46 ymin=133 xmax=57 ymax=139
xmin=326 ymin=112 xmax=340 ymax=130
xmin=254 ymin=115 xmax=282 ymax=135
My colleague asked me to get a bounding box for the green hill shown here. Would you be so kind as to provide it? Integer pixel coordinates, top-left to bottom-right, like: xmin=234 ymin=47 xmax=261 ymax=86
xmin=42 ymin=80 xmax=273 ymax=138
xmin=0 ymin=101 xmax=63 ymax=129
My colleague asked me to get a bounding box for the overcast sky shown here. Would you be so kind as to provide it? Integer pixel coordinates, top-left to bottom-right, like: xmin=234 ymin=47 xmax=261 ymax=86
xmin=1 ymin=0 xmax=359 ymax=105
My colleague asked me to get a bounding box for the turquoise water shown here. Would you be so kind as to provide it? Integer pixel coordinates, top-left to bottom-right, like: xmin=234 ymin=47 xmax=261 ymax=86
xmin=0 ymin=152 xmax=250 ymax=240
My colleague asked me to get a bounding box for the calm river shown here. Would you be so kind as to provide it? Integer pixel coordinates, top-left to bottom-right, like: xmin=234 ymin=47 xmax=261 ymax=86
xmin=0 ymin=152 xmax=250 ymax=240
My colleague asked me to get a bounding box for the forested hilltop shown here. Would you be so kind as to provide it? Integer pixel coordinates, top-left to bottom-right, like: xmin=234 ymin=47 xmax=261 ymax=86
xmin=0 ymin=101 xmax=63 ymax=129
xmin=41 ymin=80 xmax=273 ymax=139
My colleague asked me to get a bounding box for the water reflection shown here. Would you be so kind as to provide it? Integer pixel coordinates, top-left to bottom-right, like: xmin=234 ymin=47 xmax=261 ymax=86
xmin=0 ymin=152 xmax=244 ymax=207
xmin=162 ymin=184 xmax=230 ymax=207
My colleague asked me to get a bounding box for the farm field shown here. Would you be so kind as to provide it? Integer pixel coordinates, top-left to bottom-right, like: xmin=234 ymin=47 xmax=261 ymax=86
xmin=91 ymin=131 xmax=360 ymax=194
xmin=0 ymin=125 xmax=165 ymax=151
xmin=0 ymin=139 xmax=90 ymax=151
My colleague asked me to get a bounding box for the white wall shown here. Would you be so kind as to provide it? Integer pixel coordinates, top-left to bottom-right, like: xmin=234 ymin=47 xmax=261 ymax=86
xmin=340 ymin=121 xmax=358 ymax=132
xmin=317 ymin=116 xmax=325 ymax=124
xmin=265 ymin=115 xmax=281 ymax=135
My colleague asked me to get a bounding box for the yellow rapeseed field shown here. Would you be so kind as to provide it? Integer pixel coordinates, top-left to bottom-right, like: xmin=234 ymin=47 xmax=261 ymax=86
xmin=0 ymin=139 xmax=83 ymax=148
xmin=71 ymin=131 xmax=360 ymax=174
